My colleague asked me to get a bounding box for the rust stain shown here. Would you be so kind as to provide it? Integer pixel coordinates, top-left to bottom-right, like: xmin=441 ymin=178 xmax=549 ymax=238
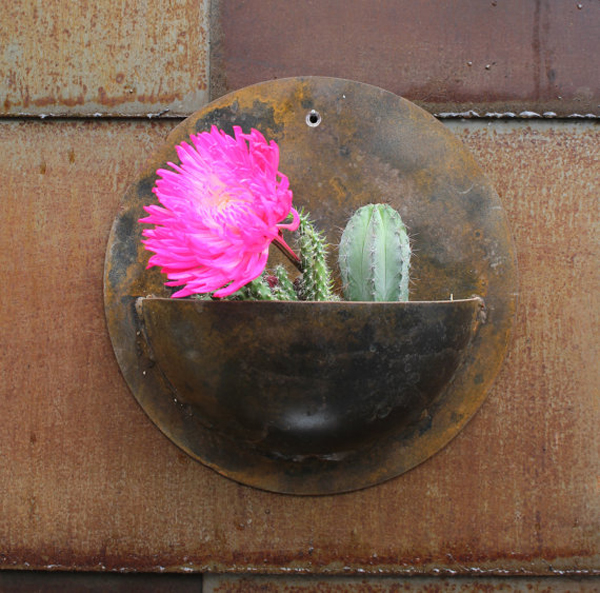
xmin=32 ymin=93 xmax=87 ymax=108
xmin=0 ymin=0 xmax=209 ymax=116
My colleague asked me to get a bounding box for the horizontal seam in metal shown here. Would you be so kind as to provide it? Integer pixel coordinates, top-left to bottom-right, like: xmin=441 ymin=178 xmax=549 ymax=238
xmin=0 ymin=115 xmax=598 ymax=123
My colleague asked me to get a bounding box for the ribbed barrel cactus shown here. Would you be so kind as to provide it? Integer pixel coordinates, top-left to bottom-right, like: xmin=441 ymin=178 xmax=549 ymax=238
xmin=338 ymin=203 xmax=411 ymax=301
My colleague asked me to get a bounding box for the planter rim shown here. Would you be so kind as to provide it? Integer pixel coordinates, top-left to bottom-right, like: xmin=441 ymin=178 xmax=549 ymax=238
xmin=137 ymin=295 xmax=485 ymax=309
xmin=139 ymin=296 xmax=483 ymax=305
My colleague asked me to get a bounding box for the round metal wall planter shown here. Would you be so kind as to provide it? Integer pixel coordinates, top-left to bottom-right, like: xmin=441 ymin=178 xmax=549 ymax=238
xmin=104 ymin=77 xmax=517 ymax=495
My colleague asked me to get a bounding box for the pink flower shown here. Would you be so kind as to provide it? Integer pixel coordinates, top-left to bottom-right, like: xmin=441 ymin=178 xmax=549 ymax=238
xmin=140 ymin=126 xmax=299 ymax=298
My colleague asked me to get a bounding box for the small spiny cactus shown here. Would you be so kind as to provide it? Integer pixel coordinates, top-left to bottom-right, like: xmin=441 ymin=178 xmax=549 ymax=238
xmin=271 ymin=265 xmax=299 ymax=301
xmin=296 ymin=210 xmax=337 ymax=301
xmin=239 ymin=274 xmax=276 ymax=300
xmin=338 ymin=203 xmax=411 ymax=301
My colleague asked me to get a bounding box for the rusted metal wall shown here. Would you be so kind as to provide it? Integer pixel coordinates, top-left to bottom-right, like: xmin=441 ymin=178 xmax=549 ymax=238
xmin=0 ymin=571 xmax=203 ymax=592
xmin=3 ymin=0 xmax=597 ymax=118
xmin=0 ymin=0 xmax=209 ymax=116
xmin=1 ymin=119 xmax=597 ymax=579
xmin=204 ymin=575 xmax=598 ymax=592
xmin=211 ymin=0 xmax=600 ymax=118
xmin=0 ymin=0 xmax=598 ymax=589
xmin=0 ymin=573 xmax=594 ymax=592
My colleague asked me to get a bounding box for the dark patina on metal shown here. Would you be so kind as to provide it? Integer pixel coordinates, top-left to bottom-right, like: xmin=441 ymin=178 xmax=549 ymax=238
xmin=104 ymin=77 xmax=517 ymax=494
xmin=137 ymin=297 xmax=484 ymax=458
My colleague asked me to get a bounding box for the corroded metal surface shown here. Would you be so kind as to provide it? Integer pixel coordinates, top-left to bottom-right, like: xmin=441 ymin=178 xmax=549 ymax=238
xmin=104 ymin=77 xmax=517 ymax=494
xmin=204 ymin=575 xmax=600 ymax=592
xmin=139 ymin=297 xmax=482 ymax=458
xmin=0 ymin=118 xmax=597 ymax=574
xmin=0 ymin=572 xmax=596 ymax=591
xmin=212 ymin=0 xmax=600 ymax=118
xmin=0 ymin=0 xmax=209 ymax=116
xmin=0 ymin=571 xmax=203 ymax=592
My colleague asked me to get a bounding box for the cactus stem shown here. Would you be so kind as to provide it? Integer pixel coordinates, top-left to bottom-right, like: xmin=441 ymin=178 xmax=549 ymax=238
xmin=338 ymin=203 xmax=411 ymax=302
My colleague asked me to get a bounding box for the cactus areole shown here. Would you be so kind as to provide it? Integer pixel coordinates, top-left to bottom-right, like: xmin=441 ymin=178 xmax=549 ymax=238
xmin=339 ymin=204 xmax=411 ymax=302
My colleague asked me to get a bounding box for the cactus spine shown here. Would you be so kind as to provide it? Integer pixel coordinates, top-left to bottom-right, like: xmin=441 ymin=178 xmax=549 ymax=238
xmin=338 ymin=204 xmax=411 ymax=301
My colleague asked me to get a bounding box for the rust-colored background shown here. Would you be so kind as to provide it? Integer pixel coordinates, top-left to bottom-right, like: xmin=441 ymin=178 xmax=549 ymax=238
xmin=0 ymin=0 xmax=209 ymax=116
xmin=211 ymin=0 xmax=600 ymax=118
xmin=2 ymin=0 xmax=598 ymax=118
xmin=0 ymin=0 xmax=598 ymax=590
xmin=1 ymin=118 xmax=597 ymax=575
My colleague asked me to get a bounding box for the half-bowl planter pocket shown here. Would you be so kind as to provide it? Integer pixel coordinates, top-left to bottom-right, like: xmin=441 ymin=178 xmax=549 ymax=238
xmin=137 ymin=297 xmax=484 ymax=458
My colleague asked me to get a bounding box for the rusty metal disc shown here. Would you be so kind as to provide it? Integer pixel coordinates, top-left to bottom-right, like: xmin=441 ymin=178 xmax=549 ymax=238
xmin=104 ymin=77 xmax=517 ymax=495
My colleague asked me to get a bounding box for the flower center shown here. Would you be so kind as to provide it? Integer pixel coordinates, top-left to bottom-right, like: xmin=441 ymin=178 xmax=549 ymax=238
xmin=210 ymin=190 xmax=237 ymax=212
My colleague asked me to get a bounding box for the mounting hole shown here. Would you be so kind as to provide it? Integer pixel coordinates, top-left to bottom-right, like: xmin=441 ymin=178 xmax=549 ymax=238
xmin=306 ymin=109 xmax=321 ymax=127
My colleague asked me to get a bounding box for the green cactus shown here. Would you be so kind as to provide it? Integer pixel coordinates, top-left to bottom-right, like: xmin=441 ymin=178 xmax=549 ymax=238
xmin=338 ymin=203 xmax=411 ymax=301
xmin=196 ymin=274 xmax=275 ymax=300
xmin=271 ymin=265 xmax=299 ymax=301
xmin=192 ymin=211 xmax=339 ymax=302
xmin=238 ymin=274 xmax=276 ymax=300
xmin=296 ymin=210 xmax=338 ymax=301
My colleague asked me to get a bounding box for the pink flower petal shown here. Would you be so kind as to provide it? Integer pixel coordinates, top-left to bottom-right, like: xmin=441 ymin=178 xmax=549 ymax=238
xmin=139 ymin=126 xmax=298 ymax=297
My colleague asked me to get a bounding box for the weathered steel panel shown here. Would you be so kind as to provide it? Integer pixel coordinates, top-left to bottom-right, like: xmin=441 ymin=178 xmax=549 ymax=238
xmin=0 ymin=0 xmax=209 ymax=116
xmin=0 ymin=120 xmax=597 ymax=575
xmin=211 ymin=0 xmax=600 ymax=117
xmin=204 ymin=575 xmax=600 ymax=592
xmin=0 ymin=571 xmax=203 ymax=592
